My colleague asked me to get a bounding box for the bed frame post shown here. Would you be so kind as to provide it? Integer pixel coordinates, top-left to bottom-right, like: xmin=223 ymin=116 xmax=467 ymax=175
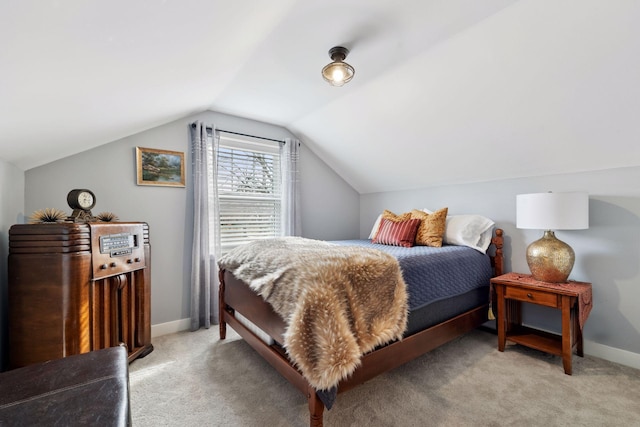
xmin=219 ymin=269 xmax=227 ymax=340
xmin=307 ymin=385 xmax=324 ymax=427
xmin=492 ymin=229 xmax=504 ymax=277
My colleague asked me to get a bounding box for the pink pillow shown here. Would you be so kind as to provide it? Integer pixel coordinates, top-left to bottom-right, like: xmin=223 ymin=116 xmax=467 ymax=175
xmin=372 ymin=218 xmax=421 ymax=247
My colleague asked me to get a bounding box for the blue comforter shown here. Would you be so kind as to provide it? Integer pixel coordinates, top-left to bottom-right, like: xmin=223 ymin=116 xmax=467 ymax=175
xmin=331 ymin=240 xmax=492 ymax=311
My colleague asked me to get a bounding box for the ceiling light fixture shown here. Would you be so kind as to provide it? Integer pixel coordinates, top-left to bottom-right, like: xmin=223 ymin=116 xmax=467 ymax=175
xmin=321 ymin=46 xmax=354 ymax=87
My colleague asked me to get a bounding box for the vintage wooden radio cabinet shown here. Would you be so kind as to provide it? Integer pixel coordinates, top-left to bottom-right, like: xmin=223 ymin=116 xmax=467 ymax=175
xmin=8 ymin=222 xmax=153 ymax=368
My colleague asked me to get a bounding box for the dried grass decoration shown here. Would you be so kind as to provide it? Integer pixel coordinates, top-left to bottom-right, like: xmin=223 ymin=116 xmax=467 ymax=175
xmin=96 ymin=212 xmax=119 ymax=222
xmin=29 ymin=208 xmax=68 ymax=223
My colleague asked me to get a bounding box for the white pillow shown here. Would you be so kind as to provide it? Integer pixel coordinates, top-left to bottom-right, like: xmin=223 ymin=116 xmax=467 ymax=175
xmin=368 ymin=214 xmax=382 ymax=239
xmin=424 ymin=210 xmax=495 ymax=253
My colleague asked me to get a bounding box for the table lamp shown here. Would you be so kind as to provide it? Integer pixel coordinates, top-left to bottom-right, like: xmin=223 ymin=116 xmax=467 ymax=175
xmin=516 ymin=192 xmax=589 ymax=283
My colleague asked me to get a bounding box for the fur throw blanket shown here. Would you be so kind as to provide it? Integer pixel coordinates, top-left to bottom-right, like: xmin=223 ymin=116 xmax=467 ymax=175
xmin=218 ymin=237 xmax=408 ymax=391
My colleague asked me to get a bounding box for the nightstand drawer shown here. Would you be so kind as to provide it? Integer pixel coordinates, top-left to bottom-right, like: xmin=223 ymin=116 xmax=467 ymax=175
xmin=504 ymin=287 xmax=558 ymax=308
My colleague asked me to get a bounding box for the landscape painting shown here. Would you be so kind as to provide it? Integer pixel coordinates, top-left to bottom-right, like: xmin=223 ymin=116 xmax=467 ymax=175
xmin=136 ymin=147 xmax=185 ymax=187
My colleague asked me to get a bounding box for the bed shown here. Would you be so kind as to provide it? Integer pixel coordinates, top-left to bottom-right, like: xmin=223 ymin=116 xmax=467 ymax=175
xmin=218 ymin=228 xmax=504 ymax=427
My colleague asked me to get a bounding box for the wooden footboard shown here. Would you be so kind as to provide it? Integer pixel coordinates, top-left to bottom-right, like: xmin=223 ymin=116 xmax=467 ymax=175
xmin=219 ymin=229 xmax=504 ymax=427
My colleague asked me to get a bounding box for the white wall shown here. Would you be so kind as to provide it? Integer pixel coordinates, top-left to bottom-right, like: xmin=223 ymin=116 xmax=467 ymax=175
xmin=24 ymin=110 xmax=359 ymax=327
xmin=0 ymin=159 xmax=25 ymax=370
xmin=361 ymin=166 xmax=640 ymax=362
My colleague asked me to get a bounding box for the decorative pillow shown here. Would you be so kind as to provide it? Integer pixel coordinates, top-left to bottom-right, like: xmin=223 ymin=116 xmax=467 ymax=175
xmin=381 ymin=209 xmax=412 ymax=222
xmin=424 ymin=210 xmax=495 ymax=253
xmin=368 ymin=214 xmax=382 ymax=239
xmin=372 ymin=218 xmax=421 ymax=247
xmin=409 ymin=207 xmax=448 ymax=247
xmin=370 ymin=210 xmax=412 ymax=240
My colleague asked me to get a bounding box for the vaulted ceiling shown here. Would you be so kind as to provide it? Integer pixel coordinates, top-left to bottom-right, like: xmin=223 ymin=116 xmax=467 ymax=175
xmin=2 ymin=0 xmax=639 ymax=193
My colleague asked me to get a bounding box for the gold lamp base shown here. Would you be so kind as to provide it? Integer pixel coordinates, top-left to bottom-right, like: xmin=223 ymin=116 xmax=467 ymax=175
xmin=526 ymin=230 xmax=575 ymax=283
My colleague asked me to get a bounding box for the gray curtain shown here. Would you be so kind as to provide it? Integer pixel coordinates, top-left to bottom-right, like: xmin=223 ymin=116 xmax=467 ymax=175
xmin=189 ymin=121 xmax=220 ymax=330
xmin=281 ymin=138 xmax=301 ymax=236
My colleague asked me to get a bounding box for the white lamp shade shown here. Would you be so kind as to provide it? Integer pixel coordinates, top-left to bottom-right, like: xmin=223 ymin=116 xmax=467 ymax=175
xmin=516 ymin=192 xmax=589 ymax=230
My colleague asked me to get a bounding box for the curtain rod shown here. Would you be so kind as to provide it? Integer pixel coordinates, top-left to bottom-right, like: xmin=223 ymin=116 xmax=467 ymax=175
xmin=218 ymin=129 xmax=285 ymax=144
xmin=191 ymin=122 xmax=285 ymax=144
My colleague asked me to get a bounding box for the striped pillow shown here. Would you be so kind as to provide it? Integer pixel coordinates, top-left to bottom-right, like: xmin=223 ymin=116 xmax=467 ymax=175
xmin=372 ymin=218 xmax=421 ymax=247
xmin=371 ymin=209 xmax=412 ymax=240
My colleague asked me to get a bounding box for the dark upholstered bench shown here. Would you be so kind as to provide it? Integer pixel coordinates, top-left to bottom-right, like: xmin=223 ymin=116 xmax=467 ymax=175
xmin=0 ymin=346 xmax=130 ymax=426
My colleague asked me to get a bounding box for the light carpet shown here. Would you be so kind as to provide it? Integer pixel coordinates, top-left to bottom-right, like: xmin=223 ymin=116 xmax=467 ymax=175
xmin=129 ymin=327 xmax=640 ymax=426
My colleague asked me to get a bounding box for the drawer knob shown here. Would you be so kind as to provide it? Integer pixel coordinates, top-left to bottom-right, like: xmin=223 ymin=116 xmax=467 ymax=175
xmin=110 ymin=262 xmax=117 ymax=268
xmin=100 ymin=264 xmax=108 ymax=270
xmin=527 ymin=293 xmax=533 ymax=298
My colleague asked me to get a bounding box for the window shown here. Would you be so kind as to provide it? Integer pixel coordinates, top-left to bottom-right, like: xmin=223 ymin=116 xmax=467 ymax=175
xmin=215 ymin=133 xmax=282 ymax=253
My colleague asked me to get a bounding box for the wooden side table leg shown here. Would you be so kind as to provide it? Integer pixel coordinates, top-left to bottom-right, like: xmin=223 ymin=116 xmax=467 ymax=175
xmin=574 ymin=306 xmax=584 ymax=357
xmin=308 ymin=386 xmax=325 ymax=427
xmin=496 ymin=284 xmax=506 ymax=352
xmin=561 ymin=295 xmax=572 ymax=375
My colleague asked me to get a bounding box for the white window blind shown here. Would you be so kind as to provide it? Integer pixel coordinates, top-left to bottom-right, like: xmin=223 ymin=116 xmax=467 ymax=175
xmin=216 ymin=133 xmax=281 ymax=253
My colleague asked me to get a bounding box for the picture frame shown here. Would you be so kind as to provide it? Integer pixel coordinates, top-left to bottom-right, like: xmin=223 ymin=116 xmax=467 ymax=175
xmin=136 ymin=147 xmax=185 ymax=187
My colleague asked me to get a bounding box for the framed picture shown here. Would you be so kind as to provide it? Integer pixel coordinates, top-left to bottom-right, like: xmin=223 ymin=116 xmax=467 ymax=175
xmin=136 ymin=147 xmax=185 ymax=187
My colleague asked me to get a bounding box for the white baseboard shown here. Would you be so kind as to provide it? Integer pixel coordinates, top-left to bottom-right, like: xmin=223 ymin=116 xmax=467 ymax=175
xmin=584 ymin=339 xmax=640 ymax=370
xmin=151 ymin=318 xmax=191 ymax=338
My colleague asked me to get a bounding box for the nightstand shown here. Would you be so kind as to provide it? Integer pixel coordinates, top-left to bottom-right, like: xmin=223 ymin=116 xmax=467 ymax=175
xmin=491 ymin=272 xmax=593 ymax=375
